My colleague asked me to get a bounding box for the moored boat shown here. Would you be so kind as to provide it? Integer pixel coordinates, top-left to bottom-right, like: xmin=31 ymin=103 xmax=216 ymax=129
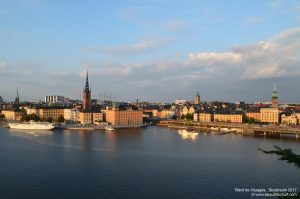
xmin=8 ymin=120 xmax=55 ymax=130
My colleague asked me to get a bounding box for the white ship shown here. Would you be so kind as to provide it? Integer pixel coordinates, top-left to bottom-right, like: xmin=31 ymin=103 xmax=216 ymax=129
xmin=8 ymin=121 xmax=55 ymax=130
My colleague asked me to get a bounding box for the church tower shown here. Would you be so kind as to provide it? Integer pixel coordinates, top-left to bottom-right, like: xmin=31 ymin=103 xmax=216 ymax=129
xmin=271 ymin=83 xmax=279 ymax=109
xmin=82 ymin=71 xmax=92 ymax=112
xmin=15 ymin=88 xmax=20 ymax=104
xmin=194 ymin=91 xmax=200 ymax=105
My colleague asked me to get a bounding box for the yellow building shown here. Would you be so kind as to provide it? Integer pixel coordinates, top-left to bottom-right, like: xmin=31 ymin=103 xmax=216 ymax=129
xmin=160 ymin=109 xmax=175 ymax=119
xmin=214 ymin=114 xmax=243 ymax=123
xmin=281 ymin=114 xmax=298 ymax=125
xmin=105 ymin=107 xmax=143 ymax=128
xmin=26 ymin=108 xmax=64 ymax=121
xmin=182 ymin=106 xmax=195 ymax=115
xmin=39 ymin=108 xmax=64 ymax=121
xmin=1 ymin=110 xmax=22 ymax=121
xmin=245 ymin=111 xmax=261 ymax=122
xmin=260 ymin=108 xmax=280 ymax=124
xmin=199 ymin=113 xmax=212 ymax=123
xmin=93 ymin=112 xmax=103 ymax=123
xmin=78 ymin=112 xmax=93 ymax=124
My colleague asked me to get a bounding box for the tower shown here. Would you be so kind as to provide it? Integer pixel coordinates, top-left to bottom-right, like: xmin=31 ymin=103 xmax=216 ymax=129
xmin=82 ymin=71 xmax=92 ymax=112
xmin=15 ymin=88 xmax=20 ymax=104
xmin=271 ymin=83 xmax=279 ymax=109
xmin=194 ymin=91 xmax=200 ymax=105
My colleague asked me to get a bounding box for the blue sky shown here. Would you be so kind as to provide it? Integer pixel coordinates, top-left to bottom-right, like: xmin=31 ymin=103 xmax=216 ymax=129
xmin=0 ymin=0 xmax=300 ymax=103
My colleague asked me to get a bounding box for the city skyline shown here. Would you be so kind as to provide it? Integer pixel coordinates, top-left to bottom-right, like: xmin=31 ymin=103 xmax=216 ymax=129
xmin=1 ymin=1 xmax=300 ymax=102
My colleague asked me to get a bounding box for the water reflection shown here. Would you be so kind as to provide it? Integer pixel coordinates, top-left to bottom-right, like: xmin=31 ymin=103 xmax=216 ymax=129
xmin=178 ymin=129 xmax=199 ymax=140
xmin=8 ymin=129 xmax=53 ymax=138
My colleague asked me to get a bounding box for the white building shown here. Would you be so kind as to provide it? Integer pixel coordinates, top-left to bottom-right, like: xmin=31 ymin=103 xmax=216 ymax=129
xmin=64 ymin=108 xmax=79 ymax=122
xmin=45 ymin=95 xmax=65 ymax=104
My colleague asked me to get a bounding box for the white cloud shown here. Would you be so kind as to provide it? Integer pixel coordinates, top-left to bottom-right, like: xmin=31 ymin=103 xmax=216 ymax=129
xmin=87 ymin=37 xmax=177 ymax=56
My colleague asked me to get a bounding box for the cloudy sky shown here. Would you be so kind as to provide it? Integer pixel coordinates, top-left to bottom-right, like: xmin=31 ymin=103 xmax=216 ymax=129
xmin=0 ymin=0 xmax=300 ymax=103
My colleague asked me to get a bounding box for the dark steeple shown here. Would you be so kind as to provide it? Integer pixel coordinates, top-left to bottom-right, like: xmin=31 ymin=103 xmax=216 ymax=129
xmin=84 ymin=70 xmax=90 ymax=91
xmin=15 ymin=88 xmax=20 ymax=104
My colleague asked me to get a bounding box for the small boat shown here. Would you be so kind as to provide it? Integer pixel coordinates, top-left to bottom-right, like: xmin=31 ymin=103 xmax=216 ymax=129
xmin=105 ymin=126 xmax=115 ymax=131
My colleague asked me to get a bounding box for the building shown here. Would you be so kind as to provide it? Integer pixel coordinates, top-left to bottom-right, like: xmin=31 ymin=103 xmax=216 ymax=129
xmin=38 ymin=108 xmax=64 ymax=121
xmin=194 ymin=91 xmax=200 ymax=105
xmin=45 ymin=95 xmax=65 ymax=104
xmin=64 ymin=108 xmax=79 ymax=123
xmin=27 ymin=107 xmax=64 ymax=121
xmin=105 ymin=106 xmax=143 ymax=128
xmin=1 ymin=110 xmax=22 ymax=121
xmin=214 ymin=114 xmax=243 ymax=123
xmin=182 ymin=106 xmax=195 ymax=115
xmin=78 ymin=112 xmax=93 ymax=125
xmin=281 ymin=113 xmax=298 ymax=125
xmin=160 ymin=109 xmax=175 ymax=119
xmin=245 ymin=109 xmax=261 ymax=122
xmin=260 ymin=108 xmax=280 ymax=124
xmin=175 ymin=99 xmax=187 ymax=105
xmin=199 ymin=113 xmax=213 ymax=123
xmin=271 ymin=83 xmax=279 ymax=109
xmin=82 ymin=71 xmax=92 ymax=112
xmin=193 ymin=112 xmax=212 ymax=123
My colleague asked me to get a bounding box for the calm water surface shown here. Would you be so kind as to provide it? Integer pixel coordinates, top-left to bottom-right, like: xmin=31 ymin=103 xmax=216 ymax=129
xmin=0 ymin=126 xmax=299 ymax=199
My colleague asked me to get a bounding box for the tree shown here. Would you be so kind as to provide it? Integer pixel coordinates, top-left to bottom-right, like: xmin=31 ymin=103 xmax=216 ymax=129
xmin=57 ymin=115 xmax=65 ymax=123
xmin=46 ymin=117 xmax=54 ymax=123
xmin=185 ymin=113 xmax=194 ymax=121
xmin=20 ymin=113 xmax=40 ymax=122
xmin=259 ymin=146 xmax=300 ymax=198
xmin=181 ymin=114 xmax=186 ymax=120
xmin=0 ymin=114 xmax=5 ymax=120
xmin=258 ymin=145 xmax=300 ymax=168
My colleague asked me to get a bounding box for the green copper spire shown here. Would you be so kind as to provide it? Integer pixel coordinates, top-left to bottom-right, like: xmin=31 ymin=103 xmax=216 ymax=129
xmin=272 ymin=82 xmax=278 ymax=98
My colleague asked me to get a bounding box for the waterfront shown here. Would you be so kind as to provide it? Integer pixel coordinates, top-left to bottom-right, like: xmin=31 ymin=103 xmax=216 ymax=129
xmin=0 ymin=126 xmax=300 ymax=199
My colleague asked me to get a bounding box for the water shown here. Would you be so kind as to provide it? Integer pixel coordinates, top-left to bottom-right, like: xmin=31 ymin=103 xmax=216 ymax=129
xmin=0 ymin=126 xmax=299 ymax=199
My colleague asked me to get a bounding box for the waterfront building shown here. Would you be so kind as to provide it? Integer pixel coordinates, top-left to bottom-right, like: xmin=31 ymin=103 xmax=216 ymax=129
xmin=199 ymin=113 xmax=213 ymax=123
xmin=64 ymin=108 xmax=79 ymax=123
xmin=245 ymin=109 xmax=261 ymax=122
xmin=82 ymin=71 xmax=92 ymax=112
xmin=39 ymin=108 xmax=64 ymax=121
xmin=281 ymin=113 xmax=298 ymax=125
xmin=214 ymin=114 xmax=243 ymax=123
xmin=194 ymin=92 xmax=200 ymax=105
xmin=182 ymin=106 xmax=195 ymax=115
xmin=27 ymin=107 xmax=64 ymax=121
xmin=105 ymin=105 xmax=143 ymax=128
xmin=1 ymin=110 xmax=22 ymax=121
xmin=260 ymin=108 xmax=280 ymax=124
xmin=271 ymin=83 xmax=279 ymax=109
xmin=78 ymin=112 xmax=93 ymax=125
xmin=45 ymin=95 xmax=65 ymax=104
xmin=159 ymin=109 xmax=175 ymax=119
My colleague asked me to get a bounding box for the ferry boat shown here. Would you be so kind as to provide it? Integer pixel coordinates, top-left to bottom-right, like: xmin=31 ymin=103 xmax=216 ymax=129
xmin=8 ymin=120 xmax=55 ymax=130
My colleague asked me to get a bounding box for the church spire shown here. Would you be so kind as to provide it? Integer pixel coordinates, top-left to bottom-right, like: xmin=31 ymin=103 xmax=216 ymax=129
xmin=84 ymin=70 xmax=90 ymax=91
xmin=273 ymin=82 xmax=276 ymax=92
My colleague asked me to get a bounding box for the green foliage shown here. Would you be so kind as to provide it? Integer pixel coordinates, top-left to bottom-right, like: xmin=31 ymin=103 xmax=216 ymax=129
xmin=57 ymin=115 xmax=65 ymax=123
xmin=19 ymin=107 xmax=26 ymax=115
xmin=0 ymin=114 xmax=5 ymax=119
xmin=46 ymin=117 xmax=54 ymax=123
xmin=185 ymin=113 xmax=194 ymax=121
xmin=181 ymin=114 xmax=186 ymax=120
xmin=20 ymin=113 xmax=40 ymax=122
xmin=258 ymin=146 xmax=300 ymax=168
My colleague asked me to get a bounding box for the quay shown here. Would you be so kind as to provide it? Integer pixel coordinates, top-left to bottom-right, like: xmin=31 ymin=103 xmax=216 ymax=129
xmin=158 ymin=120 xmax=300 ymax=138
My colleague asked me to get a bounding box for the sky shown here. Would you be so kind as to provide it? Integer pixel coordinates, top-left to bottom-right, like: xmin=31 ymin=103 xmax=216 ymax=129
xmin=0 ymin=0 xmax=300 ymax=103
